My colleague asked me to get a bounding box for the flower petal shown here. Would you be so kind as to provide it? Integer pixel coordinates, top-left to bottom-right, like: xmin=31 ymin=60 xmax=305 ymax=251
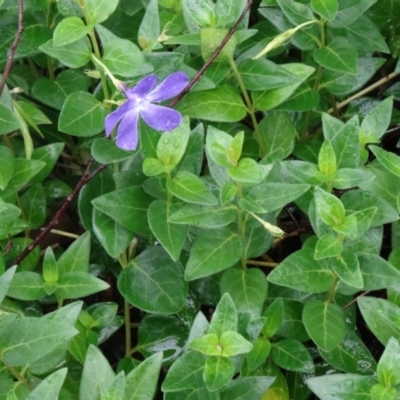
xmin=104 ymin=101 xmax=133 ymax=137
xmin=124 ymin=74 xmax=158 ymax=100
xmin=146 ymin=72 xmax=189 ymax=102
xmin=140 ymin=103 xmax=182 ymax=132
xmin=115 ymin=109 xmax=140 ymax=151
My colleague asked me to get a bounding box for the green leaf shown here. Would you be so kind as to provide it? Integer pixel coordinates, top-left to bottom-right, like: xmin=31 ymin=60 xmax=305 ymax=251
xmin=253 ymin=63 xmax=316 ymax=111
xmin=314 ymin=37 xmax=357 ymax=74
xmin=209 ymin=293 xmax=238 ymax=336
xmin=220 ymin=377 xmax=274 ymax=400
xmin=103 ymin=372 xmax=125 ymax=400
xmin=358 ymin=296 xmax=400 ymax=346
xmin=328 ymin=251 xmax=364 ymax=289
xmin=360 ymin=97 xmax=393 ymax=144
xmin=329 ymin=0 xmax=377 ymax=27
xmin=276 ymin=0 xmax=314 ymax=24
xmin=102 ymin=36 xmax=152 ymax=78
xmin=370 ymin=383 xmax=397 ymax=400
xmin=238 ymin=58 xmax=301 ymax=91
xmin=32 ymin=69 xmax=89 ymax=111
xmin=169 ymin=204 xmax=236 ymax=228
xmin=0 ymin=266 xmax=16 ymax=303
xmin=185 ymin=227 xmax=244 ymax=281
xmin=318 ymin=140 xmax=337 ymax=176
xmin=148 ymin=200 xmax=187 ymax=261
xmin=262 ymin=298 xmax=284 ymax=337
xmin=162 ymin=350 xmax=206 ymax=392
xmin=358 ymin=253 xmax=400 ymax=290
xmin=20 ymin=184 xmax=46 ymax=229
xmin=244 ymin=182 xmax=309 ymax=213
xmin=57 ymin=231 xmax=91 ymax=275
xmin=85 ymin=0 xmax=118 ymax=24
xmin=219 ymin=268 xmax=267 ymax=315
xmin=191 ymin=333 xmax=222 ymax=356
xmin=311 ymin=0 xmax=338 ymax=20
xmin=55 ymin=271 xmax=109 ymax=299
xmin=370 ymin=146 xmax=400 ymax=177
xmin=303 ymin=300 xmax=346 ymax=351
xmin=92 ymin=186 xmax=152 ymax=235
xmin=220 ymin=331 xmax=253 ymax=357
xmin=271 ymin=338 xmax=315 ymax=373
xmin=319 ymin=328 xmax=377 ymax=375
xmin=93 ymin=209 xmax=134 ymax=258
xmin=0 ymin=146 xmax=14 ymax=189
xmin=203 ymin=356 xmax=234 ymax=391
xmin=167 ymin=171 xmax=218 ymax=205
xmin=321 ymin=57 xmax=385 ymax=97
xmin=5 ymin=158 xmax=45 ymax=193
xmin=177 ymin=85 xmax=247 ymax=122
xmin=336 ymin=15 xmax=390 ymax=53
xmin=26 ymin=368 xmax=67 ymax=400
xmin=43 ymin=247 xmax=58 ymax=284
xmin=307 ymin=374 xmax=376 ymax=400
xmin=138 ymin=0 xmax=160 ymax=50
xmin=124 ymin=352 xmax=163 ymax=400
xmin=276 ymin=82 xmax=320 ymax=112
xmin=341 ymin=190 xmax=399 ymax=228
xmin=0 ymin=317 xmax=77 ymax=366
xmin=39 ymin=37 xmax=92 ymax=68
xmin=59 ymin=91 xmax=108 ymax=136
xmin=7 ymin=271 xmax=46 ymax=300
xmin=136 ymin=314 xmax=187 ymax=363
xmin=156 ymin=116 xmax=190 ymax=166
xmin=377 ymin=337 xmax=400 ymax=387
xmin=227 ymin=158 xmax=264 ymax=184
xmin=118 ymin=246 xmax=188 ymax=314
xmin=53 ymin=16 xmax=91 ymax=47
xmin=258 ymin=111 xmax=296 ymax=162
xmin=332 ymin=168 xmax=375 ymax=190
xmin=268 ymin=247 xmax=333 ymax=293
xmin=91 ymin=138 xmax=135 ymax=164
xmin=315 ymin=234 xmax=343 ymax=259
xmin=246 ymin=338 xmax=272 ymax=371
xmin=314 ymin=187 xmax=346 ymax=227
xmin=79 ymin=345 xmax=115 ymax=400
xmin=0 ymin=104 xmax=20 ymax=135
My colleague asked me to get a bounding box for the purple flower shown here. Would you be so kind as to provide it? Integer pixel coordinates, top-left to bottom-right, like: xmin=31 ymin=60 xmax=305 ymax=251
xmin=105 ymin=72 xmax=189 ymax=151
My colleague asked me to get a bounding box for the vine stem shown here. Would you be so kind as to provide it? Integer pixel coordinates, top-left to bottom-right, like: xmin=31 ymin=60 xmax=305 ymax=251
xmin=328 ymin=71 xmax=400 ymax=114
xmin=0 ymin=0 xmax=24 ymax=97
xmin=169 ymin=0 xmax=253 ymax=108
xmin=10 ymin=160 xmax=108 ymax=267
xmin=229 ymin=58 xmax=266 ymax=157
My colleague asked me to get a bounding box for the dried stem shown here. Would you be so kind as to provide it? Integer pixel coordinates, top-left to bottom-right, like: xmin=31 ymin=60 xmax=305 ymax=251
xmin=0 ymin=0 xmax=24 ymax=97
xmin=169 ymin=0 xmax=252 ymax=108
xmin=10 ymin=160 xmax=108 ymax=267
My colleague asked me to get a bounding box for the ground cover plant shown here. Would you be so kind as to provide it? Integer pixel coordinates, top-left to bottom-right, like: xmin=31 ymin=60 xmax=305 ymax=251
xmin=1 ymin=0 xmax=400 ymax=398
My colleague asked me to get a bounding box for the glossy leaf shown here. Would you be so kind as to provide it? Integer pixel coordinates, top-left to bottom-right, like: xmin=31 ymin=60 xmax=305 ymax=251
xmin=377 ymin=337 xmax=400 ymax=387
xmin=311 ymin=0 xmax=338 ymax=20
xmin=208 ymin=293 xmax=238 ymax=336
xmin=220 ymin=268 xmax=268 ymax=315
xmin=148 ymin=200 xmax=187 ymax=261
xmin=0 ymin=146 xmax=15 ymax=189
xmin=185 ymin=227 xmax=244 ymax=281
xmin=53 ymin=16 xmax=91 ymax=47
xmin=303 ymin=300 xmax=346 ymax=351
xmin=118 ymin=246 xmax=187 ymax=314
xmin=271 ymin=338 xmax=314 ymax=373
xmin=358 ymin=296 xmax=400 ymax=345
xmin=203 ymin=356 xmax=234 ymax=391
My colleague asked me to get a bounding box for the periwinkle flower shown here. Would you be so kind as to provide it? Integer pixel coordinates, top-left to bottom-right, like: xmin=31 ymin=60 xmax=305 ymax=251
xmin=105 ymin=72 xmax=189 ymax=151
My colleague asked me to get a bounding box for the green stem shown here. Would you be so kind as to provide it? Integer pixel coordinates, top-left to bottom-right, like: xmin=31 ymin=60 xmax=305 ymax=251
xmin=8 ymin=366 xmax=31 ymax=390
xmin=229 ymin=59 xmax=265 ymax=157
xmin=124 ymin=300 xmax=132 ymax=358
xmin=80 ymin=3 xmax=110 ymax=100
xmin=327 ymin=276 xmax=338 ymax=303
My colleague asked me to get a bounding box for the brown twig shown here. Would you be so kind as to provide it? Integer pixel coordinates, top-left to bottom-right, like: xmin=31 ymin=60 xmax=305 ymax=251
xmin=169 ymin=0 xmax=253 ymax=108
xmin=10 ymin=160 xmax=108 ymax=267
xmin=343 ymin=290 xmax=371 ymax=310
xmin=0 ymin=0 xmax=24 ymax=97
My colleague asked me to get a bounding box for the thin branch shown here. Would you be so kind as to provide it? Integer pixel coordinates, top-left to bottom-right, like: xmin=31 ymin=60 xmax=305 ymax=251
xmin=0 ymin=0 xmax=24 ymax=97
xmin=10 ymin=160 xmax=108 ymax=267
xmin=343 ymin=290 xmax=371 ymax=310
xmin=169 ymin=0 xmax=253 ymax=108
